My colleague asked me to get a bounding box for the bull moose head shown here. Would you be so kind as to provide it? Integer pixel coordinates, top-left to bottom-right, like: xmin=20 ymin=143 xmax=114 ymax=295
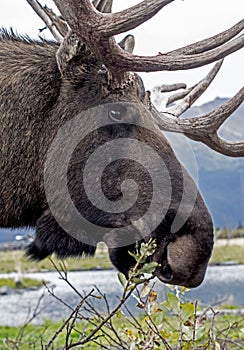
xmin=0 ymin=0 xmax=243 ymax=288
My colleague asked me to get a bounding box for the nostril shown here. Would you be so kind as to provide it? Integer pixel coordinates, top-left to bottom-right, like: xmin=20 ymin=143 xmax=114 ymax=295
xmin=155 ymin=269 xmax=173 ymax=283
xmin=155 ymin=260 xmax=173 ymax=283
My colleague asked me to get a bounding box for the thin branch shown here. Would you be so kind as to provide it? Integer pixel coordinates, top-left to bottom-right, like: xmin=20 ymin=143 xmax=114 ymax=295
xmin=191 ymin=300 xmax=198 ymax=349
xmin=44 ymin=281 xmax=74 ymax=311
xmin=45 ymin=291 xmax=94 ymax=350
xmin=16 ymin=291 xmax=46 ymax=341
xmin=94 ymin=287 xmax=128 ymax=349
xmin=66 ymin=287 xmax=135 ymax=349
xmin=144 ymin=314 xmax=172 ymax=350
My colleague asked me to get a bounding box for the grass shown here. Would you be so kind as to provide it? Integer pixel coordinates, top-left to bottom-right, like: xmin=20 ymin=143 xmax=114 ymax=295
xmin=0 ymin=313 xmax=243 ymax=350
xmin=0 ymin=243 xmax=112 ymax=273
xmin=0 ymin=277 xmax=43 ymax=289
xmin=0 ymin=243 xmax=244 ymax=274
xmin=0 ymin=322 xmax=76 ymax=350
xmin=210 ymin=245 xmax=244 ymax=264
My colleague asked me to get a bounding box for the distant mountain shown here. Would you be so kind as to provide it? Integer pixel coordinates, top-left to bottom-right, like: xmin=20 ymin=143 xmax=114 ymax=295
xmin=165 ymin=97 xmax=244 ymax=228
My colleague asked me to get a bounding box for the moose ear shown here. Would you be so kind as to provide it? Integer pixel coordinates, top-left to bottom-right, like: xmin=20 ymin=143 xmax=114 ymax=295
xmin=56 ymin=0 xmax=114 ymax=77
xmin=118 ymin=35 xmax=135 ymax=54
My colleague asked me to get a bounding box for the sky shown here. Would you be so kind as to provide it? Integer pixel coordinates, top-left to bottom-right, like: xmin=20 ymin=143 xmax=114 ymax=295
xmin=0 ymin=0 xmax=243 ymax=104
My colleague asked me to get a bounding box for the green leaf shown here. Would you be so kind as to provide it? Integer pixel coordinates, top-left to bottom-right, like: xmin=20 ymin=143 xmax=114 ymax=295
xmin=165 ymin=292 xmax=179 ymax=311
xmin=182 ymin=341 xmax=191 ymax=350
xmin=126 ymin=284 xmax=136 ymax=291
xmin=118 ymin=272 xmax=127 ymax=287
xmin=182 ymin=324 xmax=193 ymax=340
xmin=130 ymin=277 xmax=144 ymax=285
xmin=195 ymin=326 xmax=207 ymax=341
xmin=140 ymin=262 xmax=159 ymax=274
xmin=116 ymin=310 xmax=122 ymax=320
xmin=181 ymin=302 xmax=194 ymax=322
xmin=214 ymin=341 xmax=221 ymax=350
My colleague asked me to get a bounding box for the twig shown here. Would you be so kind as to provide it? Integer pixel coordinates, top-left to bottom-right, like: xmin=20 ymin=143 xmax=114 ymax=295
xmin=145 ymin=313 xmax=172 ymax=350
xmin=45 ymin=289 xmax=94 ymax=349
xmin=65 ymin=304 xmax=81 ymax=349
xmin=43 ymin=281 xmax=74 ymax=311
xmin=209 ymin=307 xmax=219 ymax=348
xmin=66 ymin=287 xmax=135 ymax=349
xmin=16 ymin=290 xmax=46 ymax=341
xmin=191 ymin=300 xmax=198 ymax=349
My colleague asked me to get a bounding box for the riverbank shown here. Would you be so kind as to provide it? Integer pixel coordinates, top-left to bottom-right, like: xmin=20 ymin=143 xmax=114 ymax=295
xmin=0 ymin=265 xmax=244 ymax=327
xmin=214 ymin=237 xmax=244 ymax=246
xmin=0 ymin=240 xmax=244 ymax=274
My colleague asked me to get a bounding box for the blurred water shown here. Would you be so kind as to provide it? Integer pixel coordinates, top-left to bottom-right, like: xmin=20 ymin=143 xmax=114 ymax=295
xmin=0 ymin=265 xmax=243 ymax=326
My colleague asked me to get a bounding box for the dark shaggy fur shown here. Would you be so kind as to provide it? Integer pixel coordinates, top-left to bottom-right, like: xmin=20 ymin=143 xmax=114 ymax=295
xmin=0 ymin=30 xmax=214 ymax=288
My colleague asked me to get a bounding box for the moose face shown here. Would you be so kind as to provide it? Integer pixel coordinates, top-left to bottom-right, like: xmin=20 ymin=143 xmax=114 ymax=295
xmin=0 ymin=29 xmax=215 ymax=289
xmin=9 ymin=0 xmax=244 ymax=290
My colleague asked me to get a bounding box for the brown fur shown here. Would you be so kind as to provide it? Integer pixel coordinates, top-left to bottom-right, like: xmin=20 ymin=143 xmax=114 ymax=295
xmin=0 ymin=30 xmax=213 ymax=287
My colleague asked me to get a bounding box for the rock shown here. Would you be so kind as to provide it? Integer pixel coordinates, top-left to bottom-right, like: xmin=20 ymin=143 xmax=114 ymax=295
xmin=0 ymin=286 xmax=13 ymax=295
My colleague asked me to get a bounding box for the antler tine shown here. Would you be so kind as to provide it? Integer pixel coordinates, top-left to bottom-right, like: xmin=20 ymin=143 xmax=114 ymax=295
xmin=152 ymin=83 xmax=187 ymax=110
xmin=198 ymin=87 xmax=244 ymax=132
xmin=26 ymin=0 xmax=65 ymax=42
xmin=53 ymin=0 xmax=174 ymax=38
xmin=52 ymin=0 xmax=243 ymax=74
xmin=105 ymin=33 xmax=243 ymax=72
xmin=99 ymin=0 xmax=174 ymax=37
xmin=151 ymin=87 xmax=244 ymax=157
xmin=27 ymin=0 xmax=113 ymax=42
xmin=183 ymin=88 xmax=244 ymax=157
xmin=167 ymin=19 xmax=244 ymax=56
xmin=163 ymin=60 xmax=223 ymax=117
xmin=154 ymin=83 xmax=187 ymax=94
xmin=153 ymin=84 xmax=196 ymax=110
xmin=93 ymin=0 xmax=113 ymax=13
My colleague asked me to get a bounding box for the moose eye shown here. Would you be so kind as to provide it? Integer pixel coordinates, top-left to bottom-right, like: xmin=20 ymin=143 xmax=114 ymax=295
xmin=109 ymin=104 xmax=127 ymax=122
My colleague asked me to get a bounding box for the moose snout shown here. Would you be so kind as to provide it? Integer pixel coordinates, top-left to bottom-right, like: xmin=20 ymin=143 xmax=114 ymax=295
xmin=151 ymin=235 xmax=212 ymax=288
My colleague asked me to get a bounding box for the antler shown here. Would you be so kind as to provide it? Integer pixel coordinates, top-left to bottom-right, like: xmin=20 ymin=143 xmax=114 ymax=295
xmin=27 ymin=0 xmax=243 ymax=157
xmin=156 ymin=60 xmax=224 ymax=115
xmin=51 ymin=0 xmax=244 ymax=73
xmin=26 ymin=0 xmax=67 ymax=41
xmin=151 ymin=84 xmax=244 ymax=157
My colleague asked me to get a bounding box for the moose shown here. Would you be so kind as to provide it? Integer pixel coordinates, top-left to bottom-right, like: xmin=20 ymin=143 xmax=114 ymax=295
xmin=0 ymin=0 xmax=243 ymax=288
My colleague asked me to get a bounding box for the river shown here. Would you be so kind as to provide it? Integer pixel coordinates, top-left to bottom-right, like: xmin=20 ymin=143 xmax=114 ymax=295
xmin=0 ymin=265 xmax=244 ymax=326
